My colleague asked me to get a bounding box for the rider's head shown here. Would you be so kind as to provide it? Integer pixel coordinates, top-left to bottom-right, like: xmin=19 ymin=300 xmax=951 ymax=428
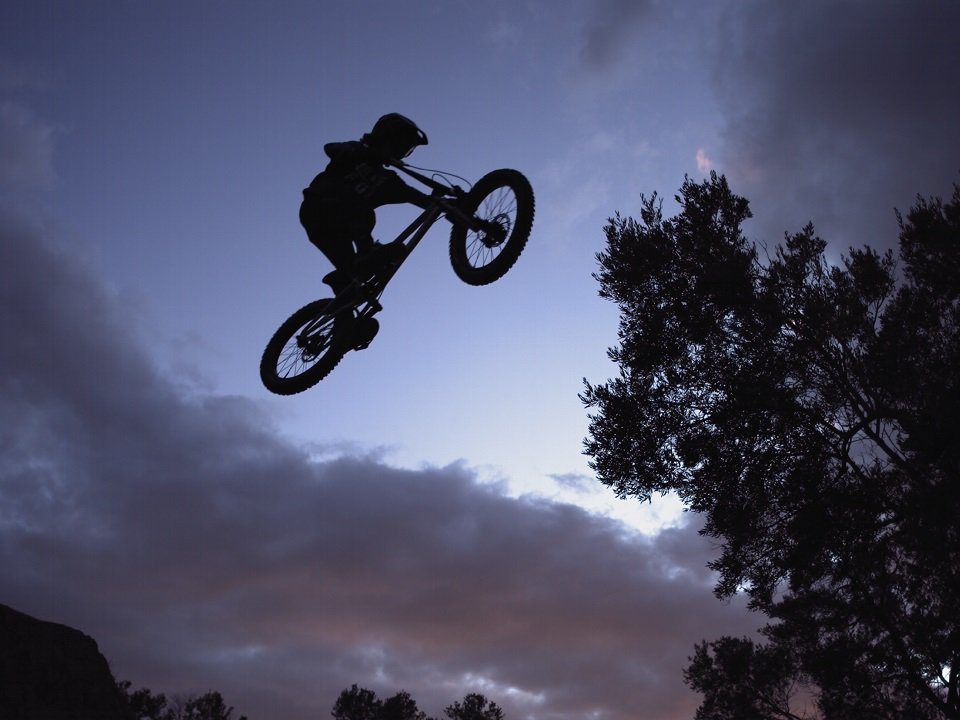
xmin=364 ymin=113 xmax=428 ymax=161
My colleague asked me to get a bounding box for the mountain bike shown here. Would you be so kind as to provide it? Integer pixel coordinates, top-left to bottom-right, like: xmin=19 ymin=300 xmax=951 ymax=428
xmin=259 ymin=163 xmax=535 ymax=395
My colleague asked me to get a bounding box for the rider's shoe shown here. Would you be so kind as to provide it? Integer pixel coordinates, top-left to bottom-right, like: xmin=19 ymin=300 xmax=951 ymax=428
xmin=357 ymin=241 xmax=406 ymax=272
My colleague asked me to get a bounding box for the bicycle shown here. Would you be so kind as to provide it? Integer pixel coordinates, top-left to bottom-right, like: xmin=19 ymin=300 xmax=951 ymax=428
xmin=259 ymin=162 xmax=535 ymax=395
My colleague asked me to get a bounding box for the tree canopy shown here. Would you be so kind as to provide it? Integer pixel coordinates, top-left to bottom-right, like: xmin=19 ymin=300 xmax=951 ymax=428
xmin=331 ymin=685 xmax=503 ymax=720
xmin=442 ymin=693 xmax=505 ymax=720
xmin=117 ymin=681 xmax=247 ymax=720
xmin=582 ymin=173 xmax=960 ymax=718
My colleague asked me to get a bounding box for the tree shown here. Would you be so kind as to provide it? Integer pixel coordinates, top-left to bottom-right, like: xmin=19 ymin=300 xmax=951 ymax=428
xmin=443 ymin=694 xmax=504 ymax=720
xmin=118 ymin=681 xmax=247 ymax=720
xmin=118 ymin=680 xmax=169 ymax=720
xmin=683 ymin=637 xmax=810 ymax=720
xmin=581 ymin=173 xmax=960 ymax=718
xmin=332 ymin=686 xmax=428 ymax=720
xmin=174 ymin=691 xmax=244 ymax=720
xmin=381 ymin=691 xmax=427 ymax=720
xmin=330 ymin=687 xmax=503 ymax=720
xmin=332 ymin=685 xmax=384 ymax=720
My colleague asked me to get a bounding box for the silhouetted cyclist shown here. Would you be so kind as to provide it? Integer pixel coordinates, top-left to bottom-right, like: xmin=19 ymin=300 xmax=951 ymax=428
xmin=300 ymin=113 xmax=434 ymax=294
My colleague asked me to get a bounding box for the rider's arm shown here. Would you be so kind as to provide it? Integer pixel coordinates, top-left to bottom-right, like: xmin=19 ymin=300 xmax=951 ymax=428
xmin=377 ymin=169 xmax=434 ymax=209
xmin=407 ymin=184 xmax=435 ymax=209
xmin=322 ymin=142 xmax=434 ymax=208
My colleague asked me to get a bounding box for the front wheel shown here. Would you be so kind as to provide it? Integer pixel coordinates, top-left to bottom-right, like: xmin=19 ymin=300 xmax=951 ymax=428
xmin=260 ymin=299 xmax=349 ymax=395
xmin=449 ymin=169 xmax=534 ymax=286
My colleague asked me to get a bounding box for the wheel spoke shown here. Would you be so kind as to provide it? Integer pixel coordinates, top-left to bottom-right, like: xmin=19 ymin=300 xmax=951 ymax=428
xmin=464 ymin=186 xmax=518 ymax=269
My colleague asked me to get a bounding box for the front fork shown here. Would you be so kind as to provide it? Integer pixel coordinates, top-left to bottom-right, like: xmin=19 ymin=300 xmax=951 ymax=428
xmin=441 ymin=198 xmax=506 ymax=246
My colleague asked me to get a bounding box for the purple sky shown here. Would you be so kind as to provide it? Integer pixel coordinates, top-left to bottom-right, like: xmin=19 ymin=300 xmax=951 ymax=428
xmin=2 ymin=2 xmax=959 ymax=719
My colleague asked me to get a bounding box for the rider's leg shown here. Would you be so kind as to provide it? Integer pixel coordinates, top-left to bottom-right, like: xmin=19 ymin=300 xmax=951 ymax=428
xmin=354 ymin=232 xmax=375 ymax=256
xmin=310 ymin=235 xmax=356 ymax=295
xmin=353 ymin=226 xmax=406 ymax=273
xmin=359 ymin=241 xmax=406 ymax=276
xmin=301 ymin=199 xmax=361 ymax=294
xmin=300 ymin=201 xmax=401 ymax=290
xmin=345 ymin=211 xmax=403 ymax=276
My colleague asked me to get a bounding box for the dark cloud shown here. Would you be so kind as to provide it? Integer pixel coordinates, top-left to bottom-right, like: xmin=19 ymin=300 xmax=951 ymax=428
xmin=708 ymin=0 xmax=960 ymax=253
xmin=580 ymin=0 xmax=654 ymax=70
xmin=0 ymin=214 xmax=757 ymax=719
xmin=0 ymin=101 xmax=55 ymax=190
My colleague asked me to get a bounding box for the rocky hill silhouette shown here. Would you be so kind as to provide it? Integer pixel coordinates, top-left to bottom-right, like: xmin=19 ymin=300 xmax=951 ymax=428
xmin=0 ymin=603 xmax=125 ymax=720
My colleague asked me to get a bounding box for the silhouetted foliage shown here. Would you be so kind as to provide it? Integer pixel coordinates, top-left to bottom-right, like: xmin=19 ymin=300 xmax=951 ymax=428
xmin=382 ymin=691 xmax=428 ymax=720
xmin=684 ymin=637 xmax=811 ymax=720
xmin=443 ymin=693 xmax=504 ymax=720
xmin=331 ymin=686 xmax=502 ymax=720
xmin=175 ymin=692 xmax=245 ymax=720
xmin=332 ymin=685 xmax=384 ymax=720
xmin=582 ymin=173 xmax=960 ymax=719
xmin=118 ymin=680 xmax=170 ymax=720
xmin=118 ymin=680 xmax=247 ymax=720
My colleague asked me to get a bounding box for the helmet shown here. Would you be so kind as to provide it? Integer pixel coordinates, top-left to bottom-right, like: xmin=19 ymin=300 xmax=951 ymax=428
xmin=366 ymin=113 xmax=428 ymax=160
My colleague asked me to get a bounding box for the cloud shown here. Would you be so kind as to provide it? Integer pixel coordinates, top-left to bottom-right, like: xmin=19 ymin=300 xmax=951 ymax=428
xmin=707 ymin=0 xmax=960 ymax=251
xmin=548 ymin=472 xmax=594 ymax=494
xmin=0 ymin=101 xmax=56 ymax=190
xmin=695 ymin=148 xmax=713 ymax=175
xmin=579 ymin=0 xmax=654 ymax=70
xmin=0 ymin=214 xmax=757 ymax=720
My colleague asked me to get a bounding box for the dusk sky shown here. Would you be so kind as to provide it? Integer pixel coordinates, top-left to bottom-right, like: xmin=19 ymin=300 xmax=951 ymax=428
xmin=2 ymin=2 xmax=959 ymax=719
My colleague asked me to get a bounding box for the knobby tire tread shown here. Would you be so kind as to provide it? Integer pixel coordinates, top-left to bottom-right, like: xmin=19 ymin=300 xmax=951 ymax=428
xmin=449 ymin=169 xmax=534 ymax=286
xmin=260 ymin=299 xmax=347 ymax=395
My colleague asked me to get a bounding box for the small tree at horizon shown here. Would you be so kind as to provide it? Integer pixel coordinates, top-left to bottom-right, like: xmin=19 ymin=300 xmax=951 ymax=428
xmin=443 ymin=693 xmax=504 ymax=720
xmin=331 ymin=686 xmax=501 ymax=720
xmin=118 ymin=681 xmax=247 ymax=720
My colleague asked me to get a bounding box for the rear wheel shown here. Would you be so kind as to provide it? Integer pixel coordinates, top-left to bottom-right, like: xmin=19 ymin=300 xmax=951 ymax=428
xmin=449 ymin=169 xmax=534 ymax=285
xmin=260 ymin=299 xmax=349 ymax=395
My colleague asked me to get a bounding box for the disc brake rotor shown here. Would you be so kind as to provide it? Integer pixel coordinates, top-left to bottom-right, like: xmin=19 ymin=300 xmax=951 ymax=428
xmin=481 ymin=213 xmax=511 ymax=248
xmin=298 ymin=331 xmax=329 ymax=361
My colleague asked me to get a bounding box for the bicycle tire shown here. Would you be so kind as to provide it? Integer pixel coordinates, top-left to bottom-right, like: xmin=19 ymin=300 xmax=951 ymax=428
xmin=260 ymin=299 xmax=349 ymax=395
xmin=449 ymin=169 xmax=534 ymax=285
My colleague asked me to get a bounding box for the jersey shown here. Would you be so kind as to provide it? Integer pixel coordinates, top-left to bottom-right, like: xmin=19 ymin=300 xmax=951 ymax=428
xmin=304 ymin=141 xmax=426 ymax=210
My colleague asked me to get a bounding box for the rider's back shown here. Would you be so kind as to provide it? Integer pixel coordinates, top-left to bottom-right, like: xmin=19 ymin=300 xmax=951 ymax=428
xmin=305 ymin=140 xmax=424 ymax=209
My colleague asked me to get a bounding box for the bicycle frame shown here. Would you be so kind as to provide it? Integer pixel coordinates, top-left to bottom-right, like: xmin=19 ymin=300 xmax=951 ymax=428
xmin=304 ymin=164 xmax=481 ymax=334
